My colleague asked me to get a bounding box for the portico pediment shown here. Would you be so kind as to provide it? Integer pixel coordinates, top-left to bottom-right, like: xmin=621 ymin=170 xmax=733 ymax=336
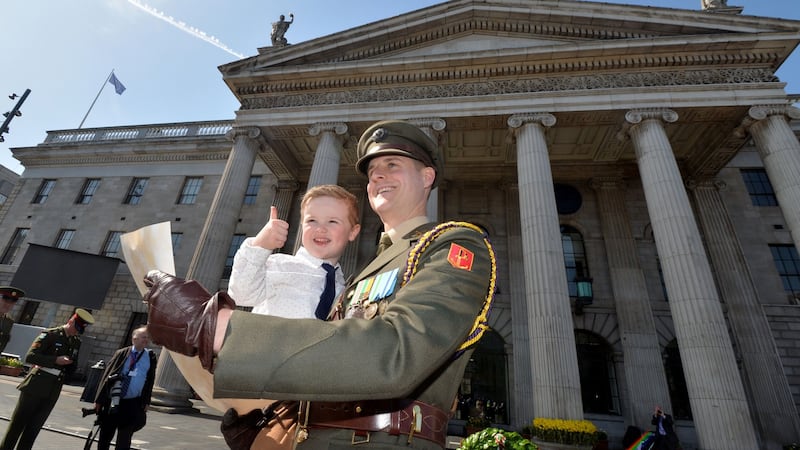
xmin=222 ymin=0 xmax=799 ymax=77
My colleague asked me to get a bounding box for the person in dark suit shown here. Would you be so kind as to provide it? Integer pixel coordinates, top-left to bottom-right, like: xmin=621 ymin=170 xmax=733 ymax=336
xmin=0 ymin=286 xmax=24 ymax=353
xmin=93 ymin=326 xmax=157 ymax=450
xmin=0 ymin=308 xmax=94 ymax=450
xmin=651 ymin=405 xmax=679 ymax=450
xmin=143 ymin=119 xmax=497 ymax=449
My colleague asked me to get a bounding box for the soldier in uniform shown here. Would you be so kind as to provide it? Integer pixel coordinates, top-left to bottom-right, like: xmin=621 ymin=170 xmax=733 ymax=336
xmin=0 ymin=286 xmax=24 ymax=353
xmin=0 ymin=308 xmax=95 ymax=450
xmin=143 ymin=120 xmax=496 ymax=449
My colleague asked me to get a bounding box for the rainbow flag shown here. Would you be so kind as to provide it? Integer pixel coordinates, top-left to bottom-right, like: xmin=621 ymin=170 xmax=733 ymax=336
xmin=626 ymin=431 xmax=655 ymax=450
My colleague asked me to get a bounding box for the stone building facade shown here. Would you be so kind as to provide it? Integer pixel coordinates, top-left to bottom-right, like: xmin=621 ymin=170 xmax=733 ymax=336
xmin=1 ymin=1 xmax=800 ymax=449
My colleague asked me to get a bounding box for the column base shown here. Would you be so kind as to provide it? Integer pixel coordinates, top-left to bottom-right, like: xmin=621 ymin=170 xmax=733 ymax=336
xmin=149 ymin=387 xmax=200 ymax=414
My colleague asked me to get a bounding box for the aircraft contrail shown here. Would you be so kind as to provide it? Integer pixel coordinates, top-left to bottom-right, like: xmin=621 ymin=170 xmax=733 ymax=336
xmin=126 ymin=0 xmax=245 ymax=59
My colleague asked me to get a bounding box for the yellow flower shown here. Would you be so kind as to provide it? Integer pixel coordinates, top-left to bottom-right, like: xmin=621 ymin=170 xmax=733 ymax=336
xmin=531 ymin=418 xmax=599 ymax=446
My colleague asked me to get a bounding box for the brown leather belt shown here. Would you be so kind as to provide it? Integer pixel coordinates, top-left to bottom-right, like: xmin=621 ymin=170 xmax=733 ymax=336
xmin=307 ymin=399 xmax=448 ymax=446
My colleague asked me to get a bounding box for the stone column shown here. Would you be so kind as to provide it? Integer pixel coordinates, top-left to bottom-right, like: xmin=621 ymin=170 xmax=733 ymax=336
xmin=503 ymin=181 xmax=535 ymax=427
xmin=623 ymin=109 xmax=758 ymax=450
xmin=592 ymin=178 xmax=670 ymax=430
xmin=691 ymin=179 xmax=800 ymax=448
xmin=307 ymin=122 xmax=347 ymax=188
xmin=188 ymin=126 xmax=262 ymax=288
xmin=151 ymin=126 xmax=262 ymax=413
xmin=743 ymin=105 xmax=800 ymax=252
xmin=338 ymin=184 xmax=366 ymax=277
xmin=273 ymin=180 xmax=301 ymax=222
xmin=508 ymin=113 xmax=583 ymax=420
xmin=409 ymin=117 xmax=446 ymax=221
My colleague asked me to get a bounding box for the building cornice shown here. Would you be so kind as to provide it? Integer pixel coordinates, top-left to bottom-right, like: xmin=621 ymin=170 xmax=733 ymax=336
xmin=240 ymin=67 xmax=777 ymax=110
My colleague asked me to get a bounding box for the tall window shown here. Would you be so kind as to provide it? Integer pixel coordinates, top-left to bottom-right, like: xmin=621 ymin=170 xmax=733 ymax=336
xmin=1 ymin=228 xmax=29 ymax=264
xmin=664 ymin=340 xmax=692 ymax=419
xmin=575 ymin=330 xmax=619 ymax=415
xmin=0 ymin=193 xmax=7 ymax=205
xmin=561 ymin=225 xmax=589 ymax=297
xmin=171 ymin=232 xmax=183 ymax=252
xmin=243 ymin=176 xmax=261 ymax=205
xmin=741 ymin=169 xmax=778 ymax=206
xmin=770 ymin=244 xmax=800 ymax=295
xmin=222 ymin=234 xmax=246 ymax=278
xmin=76 ymin=178 xmax=101 ymax=204
xmin=124 ymin=178 xmax=149 ymax=205
xmin=32 ymin=179 xmax=56 ymax=204
xmin=177 ymin=177 xmax=203 ymax=205
xmin=101 ymin=231 xmax=123 ymax=258
xmin=54 ymin=229 xmax=75 ymax=249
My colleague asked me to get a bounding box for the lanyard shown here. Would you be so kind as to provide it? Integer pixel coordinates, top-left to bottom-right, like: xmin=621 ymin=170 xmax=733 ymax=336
xmin=127 ymin=349 xmax=145 ymax=372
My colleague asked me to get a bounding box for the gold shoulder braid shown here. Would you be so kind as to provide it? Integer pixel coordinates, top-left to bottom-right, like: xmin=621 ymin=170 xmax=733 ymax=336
xmin=402 ymin=221 xmax=497 ymax=358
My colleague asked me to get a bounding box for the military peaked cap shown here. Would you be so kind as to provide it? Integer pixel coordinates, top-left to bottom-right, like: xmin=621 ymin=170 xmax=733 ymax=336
xmin=355 ymin=120 xmax=443 ymax=187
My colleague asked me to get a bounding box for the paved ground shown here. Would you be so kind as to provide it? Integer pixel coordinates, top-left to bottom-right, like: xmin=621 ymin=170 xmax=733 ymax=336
xmin=0 ymin=373 xmax=227 ymax=449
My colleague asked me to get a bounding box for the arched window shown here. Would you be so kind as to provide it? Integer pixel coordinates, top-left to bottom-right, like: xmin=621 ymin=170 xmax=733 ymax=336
xmin=575 ymin=330 xmax=620 ymax=415
xmin=664 ymin=339 xmax=692 ymax=420
xmin=457 ymin=330 xmax=508 ymax=424
xmin=561 ymin=225 xmax=589 ymax=298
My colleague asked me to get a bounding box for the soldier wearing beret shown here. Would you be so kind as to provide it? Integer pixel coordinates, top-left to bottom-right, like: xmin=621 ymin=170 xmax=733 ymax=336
xmin=0 ymin=308 xmax=95 ymax=450
xmin=143 ymin=120 xmax=496 ymax=449
xmin=0 ymin=286 xmax=24 ymax=353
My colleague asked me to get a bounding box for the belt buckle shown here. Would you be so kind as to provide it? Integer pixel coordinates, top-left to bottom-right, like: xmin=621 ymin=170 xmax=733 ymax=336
xmin=351 ymin=430 xmax=370 ymax=445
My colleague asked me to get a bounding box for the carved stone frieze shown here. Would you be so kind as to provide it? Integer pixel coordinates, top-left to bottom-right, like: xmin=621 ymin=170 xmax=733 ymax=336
xmin=240 ymin=68 xmax=776 ymax=110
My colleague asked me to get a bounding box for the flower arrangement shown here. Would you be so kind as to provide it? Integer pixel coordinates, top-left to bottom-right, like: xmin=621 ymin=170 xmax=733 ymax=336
xmin=459 ymin=427 xmax=538 ymax=450
xmin=467 ymin=415 xmax=492 ymax=429
xmin=531 ymin=417 xmax=599 ymax=446
xmin=0 ymin=356 xmax=23 ymax=368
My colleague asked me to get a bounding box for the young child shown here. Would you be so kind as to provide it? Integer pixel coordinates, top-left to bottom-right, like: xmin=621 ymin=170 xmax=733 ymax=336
xmin=228 ymin=184 xmax=361 ymax=319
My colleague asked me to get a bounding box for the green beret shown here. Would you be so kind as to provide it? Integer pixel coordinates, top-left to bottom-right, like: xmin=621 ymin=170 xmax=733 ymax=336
xmin=355 ymin=120 xmax=442 ymax=187
xmin=0 ymin=286 xmax=24 ymax=302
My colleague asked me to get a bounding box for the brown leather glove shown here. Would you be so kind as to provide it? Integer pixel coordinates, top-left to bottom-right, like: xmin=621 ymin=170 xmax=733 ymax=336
xmin=143 ymin=270 xmax=235 ymax=372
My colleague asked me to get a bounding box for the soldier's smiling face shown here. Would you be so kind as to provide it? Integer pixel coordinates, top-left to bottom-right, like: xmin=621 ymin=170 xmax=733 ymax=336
xmin=366 ymin=155 xmax=434 ymax=227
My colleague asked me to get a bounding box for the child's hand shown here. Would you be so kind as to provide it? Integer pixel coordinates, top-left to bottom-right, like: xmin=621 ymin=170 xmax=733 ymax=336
xmin=253 ymin=206 xmax=289 ymax=250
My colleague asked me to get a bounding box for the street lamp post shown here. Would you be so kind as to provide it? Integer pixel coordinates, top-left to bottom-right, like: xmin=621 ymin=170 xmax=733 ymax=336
xmin=0 ymin=89 xmax=31 ymax=143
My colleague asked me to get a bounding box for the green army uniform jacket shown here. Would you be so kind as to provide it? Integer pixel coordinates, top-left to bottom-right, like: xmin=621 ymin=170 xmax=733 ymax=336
xmin=0 ymin=314 xmax=12 ymax=353
xmin=17 ymin=326 xmax=80 ymax=399
xmin=214 ymin=221 xmax=494 ymax=448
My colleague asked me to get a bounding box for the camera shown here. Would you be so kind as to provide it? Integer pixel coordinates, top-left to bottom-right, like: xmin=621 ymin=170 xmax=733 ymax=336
xmin=81 ymin=407 xmax=97 ymax=418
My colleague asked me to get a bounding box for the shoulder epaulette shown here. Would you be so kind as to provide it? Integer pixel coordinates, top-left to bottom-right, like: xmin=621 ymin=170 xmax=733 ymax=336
xmin=402 ymin=221 xmax=497 ymax=358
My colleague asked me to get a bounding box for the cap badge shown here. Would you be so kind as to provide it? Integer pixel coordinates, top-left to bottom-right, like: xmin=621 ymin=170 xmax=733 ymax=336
xmin=371 ymin=128 xmax=388 ymax=142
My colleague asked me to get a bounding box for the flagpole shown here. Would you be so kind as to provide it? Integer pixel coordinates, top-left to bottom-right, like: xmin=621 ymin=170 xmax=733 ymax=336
xmin=78 ymin=70 xmax=114 ymax=129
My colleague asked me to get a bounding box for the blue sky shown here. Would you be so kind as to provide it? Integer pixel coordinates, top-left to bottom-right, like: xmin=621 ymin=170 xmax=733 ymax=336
xmin=2 ymin=0 xmax=798 ymax=175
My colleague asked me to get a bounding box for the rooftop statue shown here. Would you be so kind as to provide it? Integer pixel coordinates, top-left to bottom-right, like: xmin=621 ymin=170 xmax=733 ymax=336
xmin=702 ymin=0 xmax=728 ymax=9
xmin=271 ymin=13 xmax=294 ymax=47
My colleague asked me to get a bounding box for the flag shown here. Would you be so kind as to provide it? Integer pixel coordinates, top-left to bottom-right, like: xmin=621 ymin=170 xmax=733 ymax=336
xmin=108 ymin=73 xmax=126 ymax=95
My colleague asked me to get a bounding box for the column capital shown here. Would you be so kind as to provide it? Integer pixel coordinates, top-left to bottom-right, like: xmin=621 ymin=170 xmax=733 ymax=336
xmin=225 ymin=126 xmax=261 ymax=141
xmin=686 ymin=178 xmax=726 ymax=192
xmin=276 ymin=180 xmax=301 ymax=192
xmin=508 ymin=113 xmax=556 ymax=129
xmin=736 ymin=105 xmax=800 ymax=137
xmin=590 ymin=177 xmax=627 ymax=191
xmin=408 ymin=117 xmax=446 ymax=131
xmin=498 ymin=179 xmax=518 ymax=192
xmin=308 ymin=122 xmax=348 ymax=136
xmin=747 ymin=104 xmax=800 ymax=121
xmin=624 ymin=109 xmax=678 ymax=125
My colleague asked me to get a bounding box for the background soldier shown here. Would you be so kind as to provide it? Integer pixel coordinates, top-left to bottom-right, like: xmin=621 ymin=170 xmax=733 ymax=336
xmin=0 ymin=286 xmax=24 ymax=353
xmin=0 ymin=308 xmax=95 ymax=450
